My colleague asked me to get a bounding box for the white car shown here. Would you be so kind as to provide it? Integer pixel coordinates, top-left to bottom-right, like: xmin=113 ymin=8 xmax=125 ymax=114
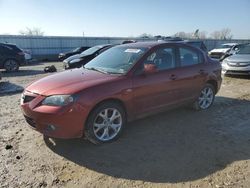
xmin=222 ymin=44 xmax=250 ymax=75
xmin=209 ymin=43 xmax=239 ymax=59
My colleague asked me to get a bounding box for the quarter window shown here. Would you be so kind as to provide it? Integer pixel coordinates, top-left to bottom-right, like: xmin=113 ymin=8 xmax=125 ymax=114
xmin=179 ymin=48 xmax=200 ymax=67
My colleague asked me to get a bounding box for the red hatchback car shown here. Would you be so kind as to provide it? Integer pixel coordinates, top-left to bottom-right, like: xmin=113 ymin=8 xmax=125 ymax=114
xmin=21 ymin=42 xmax=222 ymax=144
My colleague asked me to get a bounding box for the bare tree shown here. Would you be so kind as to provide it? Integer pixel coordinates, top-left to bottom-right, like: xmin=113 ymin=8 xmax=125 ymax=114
xmin=174 ymin=31 xmax=192 ymax=39
xmin=19 ymin=27 xmax=44 ymax=36
xmin=210 ymin=28 xmax=233 ymax=39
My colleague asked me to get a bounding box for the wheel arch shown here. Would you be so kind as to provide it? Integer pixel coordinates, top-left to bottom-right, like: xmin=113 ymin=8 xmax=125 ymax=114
xmin=84 ymin=98 xmax=128 ymax=129
xmin=206 ymin=79 xmax=218 ymax=94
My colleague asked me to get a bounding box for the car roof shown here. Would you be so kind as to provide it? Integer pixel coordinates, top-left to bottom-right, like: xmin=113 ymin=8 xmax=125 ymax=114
xmin=94 ymin=44 xmax=114 ymax=48
xmin=222 ymin=43 xmax=238 ymax=46
xmin=0 ymin=42 xmax=17 ymax=47
xmin=119 ymin=41 xmax=197 ymax=49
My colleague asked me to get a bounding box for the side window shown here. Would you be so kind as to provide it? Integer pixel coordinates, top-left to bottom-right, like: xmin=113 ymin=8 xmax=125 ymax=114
xmin=144 ymin=47 xmax=175 ymax=71
xmin=179 ymin=48 xmax=201 ymax=67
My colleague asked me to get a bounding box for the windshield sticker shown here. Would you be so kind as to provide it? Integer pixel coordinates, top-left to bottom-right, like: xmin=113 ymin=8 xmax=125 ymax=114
xmin=125 ymin=49 xmax=141 ymax=53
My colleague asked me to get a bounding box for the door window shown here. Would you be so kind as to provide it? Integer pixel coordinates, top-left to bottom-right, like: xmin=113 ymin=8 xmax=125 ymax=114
xmin=144 ymin=47 xmax=176 ymax=71
xmin=179 ymin=48 xmax=201 ymax=67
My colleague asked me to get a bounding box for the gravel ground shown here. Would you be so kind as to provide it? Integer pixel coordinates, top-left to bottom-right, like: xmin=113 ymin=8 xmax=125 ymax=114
xmin=0 ymin=62 xmax=250 ymax=188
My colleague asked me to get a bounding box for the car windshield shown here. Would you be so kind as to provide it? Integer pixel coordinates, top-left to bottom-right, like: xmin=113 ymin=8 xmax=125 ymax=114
xmin=72 ymin=47 xmax=80 ymax=52
xmin=237 ymin=45 xmax=250 ymax=54
xmin=84 ymin=46 xmax=147 ymax=74
xmin=80 ymin=46 xmax=103 ymax=56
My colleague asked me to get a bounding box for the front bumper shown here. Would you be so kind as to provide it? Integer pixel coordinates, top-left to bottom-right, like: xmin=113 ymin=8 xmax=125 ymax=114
xmin=20 ymin=91 xmax=88 ymax=139
xmin=209 ymin=52 xmax=225 ymax=59
xmin=222 ymin=62 xmax=250 ymax=75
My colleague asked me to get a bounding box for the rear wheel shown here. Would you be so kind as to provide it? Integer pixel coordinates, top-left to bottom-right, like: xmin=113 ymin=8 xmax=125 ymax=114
xmin=4 ymin=59 xmax=19 ymax=72
xmin=193 ymin=83 xmax=215 ymax=110
xmin=85 ymin=102 xmax=126 ymax=144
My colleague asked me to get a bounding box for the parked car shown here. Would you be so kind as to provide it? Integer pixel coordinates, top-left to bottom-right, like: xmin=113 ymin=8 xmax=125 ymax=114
xmin=0 ymin=43 xmax=25 ymax=72
xmin=221 ymin=43 xmax=250 ymax=75
xmin=63 ymin=44 xmax=115 ymax=69
xmin=22 ymin=49 xmax=32 ymax=62
xmin=208 ymin=43 xmax=239 ymax=59
xmin=58 ymin=46 xmax=90 ymax=61
xmin=21 ymin=42 xmax=222 ymax=144
xmin=122 ymin=40 xmax=137 ymax=44
xmin=184 ymin=40 xmax=208 ymax=53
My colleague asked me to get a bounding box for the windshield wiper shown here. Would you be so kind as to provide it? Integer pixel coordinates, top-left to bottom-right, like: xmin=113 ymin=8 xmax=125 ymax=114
xmin=83 ymin=66 xmax=108 ymax=74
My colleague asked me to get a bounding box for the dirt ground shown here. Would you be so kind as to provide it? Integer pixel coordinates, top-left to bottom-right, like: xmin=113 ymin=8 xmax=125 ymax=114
xmin=0 ymin=62 xmax=250 ymax=188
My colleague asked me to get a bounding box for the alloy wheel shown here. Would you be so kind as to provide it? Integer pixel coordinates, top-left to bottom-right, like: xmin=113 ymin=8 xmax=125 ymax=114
xmin=198 ymin=87 xmax=214 ymax=109
xmin=93 ymin=108 xmax=122 ymax=141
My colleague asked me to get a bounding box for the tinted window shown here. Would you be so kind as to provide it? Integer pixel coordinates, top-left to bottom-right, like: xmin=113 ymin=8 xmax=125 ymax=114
xmin=80 ymin=46 xmax=104 ymax=56
xmin=179 ymin=48 xmax=200 ymax=67
xmin=144 ymin=47 xmax=175 ymax=71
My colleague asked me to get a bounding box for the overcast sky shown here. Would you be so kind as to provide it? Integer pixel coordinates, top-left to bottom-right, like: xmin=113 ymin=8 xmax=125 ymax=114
xmin=0 ymin=0 xmax=250 ymax=39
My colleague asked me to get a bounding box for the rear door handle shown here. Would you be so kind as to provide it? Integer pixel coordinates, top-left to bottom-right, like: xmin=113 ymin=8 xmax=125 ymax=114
xmin=170 ymin=74 xmax=177 ymax=80
xmin=199 ymin=69 xmax=205 ymax=75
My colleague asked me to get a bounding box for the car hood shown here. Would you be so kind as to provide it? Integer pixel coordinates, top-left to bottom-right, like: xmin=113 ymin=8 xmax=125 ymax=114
xmin=26 ymin=68 xmax=119 ymax=96
xmin=210 ymin=48 xmax=230 ymax=53
xmin=226 ymin=54 xmax=250 ymax=62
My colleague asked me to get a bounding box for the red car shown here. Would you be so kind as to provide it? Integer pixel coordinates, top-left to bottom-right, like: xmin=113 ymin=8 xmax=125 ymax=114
xmin=21 ymin=42 xmax=222 ymax=144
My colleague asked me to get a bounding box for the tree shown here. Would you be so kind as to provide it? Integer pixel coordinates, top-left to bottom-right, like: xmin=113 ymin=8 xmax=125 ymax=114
xmin=138 ymin=33 xmax=153 ymax=38
xmin=19 ymin=27 xmax=44 ymax=36
xmin=210 ymin=28 xmax=233 ymax=39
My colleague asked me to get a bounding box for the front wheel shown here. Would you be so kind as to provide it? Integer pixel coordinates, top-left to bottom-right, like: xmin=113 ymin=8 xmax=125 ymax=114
xmin=85 ymin=102 xmax=126 ymax=144
xmin=4 ymin=59 xmax=19 ymax=72
xmin=193 ymin=83 xmax=215 ymax=110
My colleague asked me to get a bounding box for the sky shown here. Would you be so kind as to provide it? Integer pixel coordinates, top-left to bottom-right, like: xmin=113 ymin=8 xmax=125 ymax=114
xmin=0 ymin=0 xmax=250 ymax=39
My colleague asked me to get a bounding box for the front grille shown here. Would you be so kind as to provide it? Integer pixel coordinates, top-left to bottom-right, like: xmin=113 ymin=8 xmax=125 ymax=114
xmin=227 ymin=62 xmax=250 ymax=67
xmin=23 ymin=95 xmax=36 ymax=103
xmin=24 ymin=115 xmax=36 ymax=128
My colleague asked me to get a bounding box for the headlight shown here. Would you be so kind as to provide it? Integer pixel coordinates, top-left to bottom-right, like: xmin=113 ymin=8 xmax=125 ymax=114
xmin=42 ymin=95 xmax=74 ymax=106
xmin=69 ymin=59 xmax=81 ymax=64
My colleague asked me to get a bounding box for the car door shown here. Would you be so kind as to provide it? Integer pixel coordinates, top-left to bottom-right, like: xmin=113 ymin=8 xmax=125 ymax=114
xmin=132 ymin=46 xmax=183 ymax=116
xmin=174 ymin=46 xmax=207 ymax=101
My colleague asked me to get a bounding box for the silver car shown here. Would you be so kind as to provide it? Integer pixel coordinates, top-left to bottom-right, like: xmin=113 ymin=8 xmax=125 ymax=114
xmin=222 ymin=44 xmax=250 ymax=75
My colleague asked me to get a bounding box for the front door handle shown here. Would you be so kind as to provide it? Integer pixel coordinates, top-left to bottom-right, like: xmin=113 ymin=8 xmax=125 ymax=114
xmin=199 ymin=69 xmax=205 ymax=75
xmin=170 ymin=74 xmax=177 ymax=80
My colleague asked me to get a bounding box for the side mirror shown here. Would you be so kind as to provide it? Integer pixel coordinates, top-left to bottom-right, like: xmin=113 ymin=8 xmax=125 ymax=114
xmin=144 ymin=64 xmax=157 ymax=74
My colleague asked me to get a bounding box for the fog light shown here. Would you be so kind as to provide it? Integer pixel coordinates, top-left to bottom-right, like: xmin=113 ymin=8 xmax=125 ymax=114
xmin=46 ymin=124 xmax=56 ymax=131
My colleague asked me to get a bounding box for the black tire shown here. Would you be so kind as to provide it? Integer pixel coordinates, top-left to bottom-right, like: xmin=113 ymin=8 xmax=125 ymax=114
xmin=4 ymin=59 xmax=19 ymax=72
xmin=85 ymin=101 xmax=126 ymax=144
xmin=193 ymin=83 xmax=215 ymax=111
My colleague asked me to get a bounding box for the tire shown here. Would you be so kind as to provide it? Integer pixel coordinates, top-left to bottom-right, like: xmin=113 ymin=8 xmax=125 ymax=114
xmin=85 ymin=102 xmax=126 ymax=144
xmin=4 ymin=59 xmax=19 ymax=72
xmin=193 ymin=83 xmax=215 ymax=111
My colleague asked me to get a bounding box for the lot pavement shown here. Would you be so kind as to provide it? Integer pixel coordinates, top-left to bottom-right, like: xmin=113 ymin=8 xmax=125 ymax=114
xmin=0 ymin=62 xmax=250 ymax=188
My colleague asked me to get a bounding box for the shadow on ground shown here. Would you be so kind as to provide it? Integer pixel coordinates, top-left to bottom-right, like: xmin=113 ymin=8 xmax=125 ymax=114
xmin=224 ymin=74 xmax=250 ymax=80
xmin=1 ymin=69 xmax=45 ymax=77
xmin=0 ymin=81 xmax=24 ymax=95
xmin=44 ymin=96 xmax=250 ymax=183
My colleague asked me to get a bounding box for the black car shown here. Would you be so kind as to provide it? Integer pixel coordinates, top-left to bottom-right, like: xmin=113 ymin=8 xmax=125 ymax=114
xmin=0 ymin=43 xmax=25 ymax=72
xmin=58 ymin=46 xmax=90 ymax=61
xmin=63 ymin=44 xmax=115 ymax=69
